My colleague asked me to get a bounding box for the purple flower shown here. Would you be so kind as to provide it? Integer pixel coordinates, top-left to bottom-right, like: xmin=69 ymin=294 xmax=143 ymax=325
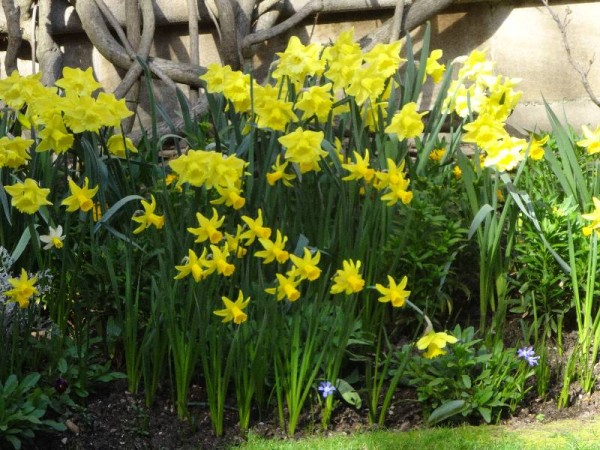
xmin=318 ymin=381 xmax=336 ymax=398
xmin=518 ymin=346 xmax=540 ymax=367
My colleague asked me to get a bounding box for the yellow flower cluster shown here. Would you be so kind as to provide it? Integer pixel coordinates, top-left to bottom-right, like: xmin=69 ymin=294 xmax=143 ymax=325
xmin=199 ymin=29 xmax=449 ymax=208
xmin=169 ymin=149 xmax=247 ymax=210
xmin=444 ymin=49 xmax=526 ymax=172
xmin=0 ymin=68 xmax=137 ymax=221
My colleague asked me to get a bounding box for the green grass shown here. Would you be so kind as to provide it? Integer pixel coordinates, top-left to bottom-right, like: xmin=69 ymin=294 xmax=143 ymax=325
xmin=234 ymin=417 xmax=600 ymax=450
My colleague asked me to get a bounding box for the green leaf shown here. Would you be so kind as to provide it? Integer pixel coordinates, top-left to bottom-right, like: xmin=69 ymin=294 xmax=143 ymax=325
xmin=5 ymin=435 xmax=21 ymax=449
xmin=461 ymin=374 xmax=472 ymax=389
xmin=3 ymin=375 xmax=18 ymax=396
xmin=335 ymin=378 xmax=362 ymax=409
xmin=18 ymin=373 xmax=40 ymax=392
xmin=478 ymin=406 xmax=492 ymax=423
xmin=43 ymin=420 xmax=67 ymax=431
xmin=427 ymin=399 xmax=468 ymax=425
xmin=10 ymin=226 xmax=33 ymax=263
xmin=57 ymin=358 xmax=68 ymax=375
xmin=468 ymin=204 xmax=494 ymax=240
xmin=93 ymin=194 xmax=144 ymax=233
xmin=97 ymin=372 xmax=127 ymax=382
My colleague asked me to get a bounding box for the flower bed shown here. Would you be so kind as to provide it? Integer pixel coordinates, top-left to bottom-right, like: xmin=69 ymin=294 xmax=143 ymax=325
xmin=1 ymin=26 xmax=600 ymax=448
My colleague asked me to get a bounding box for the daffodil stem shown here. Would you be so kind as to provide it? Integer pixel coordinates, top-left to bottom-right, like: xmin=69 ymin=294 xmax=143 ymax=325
xmin=27 ymin=217 xmax=42 ymax=269
xmin=405 ymin=299 xmax=433 ymax=334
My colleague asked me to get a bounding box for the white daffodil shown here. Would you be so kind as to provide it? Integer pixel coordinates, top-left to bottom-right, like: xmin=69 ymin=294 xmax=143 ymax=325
xmin=40 ymin=225 xmax=65 ymax=250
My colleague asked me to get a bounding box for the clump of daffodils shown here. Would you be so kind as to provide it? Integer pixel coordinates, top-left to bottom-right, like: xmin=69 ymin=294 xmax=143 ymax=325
xmin=444 ymin=49 xmax=525 ymax=172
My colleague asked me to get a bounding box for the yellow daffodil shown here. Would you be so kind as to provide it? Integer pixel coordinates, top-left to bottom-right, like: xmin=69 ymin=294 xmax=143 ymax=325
xmin=296 ymin=84 xmax=334 ymax=123
xmin=271 ymin=36 xmax=325 ymax=86
xmin=425 ymin=49 xmax=445 ymax=83
xmin=107 ymin=134 xmax=138 ymax=158
xmin=278 ymin=128 xmax=327 ymax=174
xmin=577 ymin=125 xmax=600 ymax=155
xmin=203 ymin=243 xmax=235 ymax=277
xmin=132 ymin=195 xmax=165 ymax=234
xmin=95 ymin=93 xmax=134 ymax=128
xmin=200 ymin=63 xmax=234 ymax=94
xmin=265 ymin=273 xmax=301 ymax=302
xmin=582 ymin=197 xmax=600 ymax=237
xmin=528 ymin=135 xmax=549 ymax=160
xmin=55 ymin=67 xmax=102 ymax=96
xmin=482 ymin=136 xmax=526 ymax=172
xmin=375 ymin=275 xmax=410 ymax=307
xmin=187 ymin=208 xmax=224 ymax=244
xmin=225 ymin=225 xmax=248 ymax=258
xmin=462 ymin=113 xmax=508 ymax=150
xmin=213 ymin=290 xmax=250 ymax=325
xmin=385 ymin=102 xmax=428 ymax=141
xmin=428 ymin=148 xmax=446 ymax=162
xmin=61 ymin=177 xmax=98 ymax=213
xmin=211 ymin=183 xmax=246 ymax=210
xmin=62 ymin=95 xmax=105 ymax=134
xmin=322 ymin=29 xmax=363 ymax=91
xmin=346 ymin=64 xmax=386 ymax=106
xmin=5 ymin=178 xmax=52 ymax=214
xmin=266 ymin=155 xmax=296 ymax=187
xmin=342 ymin=150 xmax=375 ymax=182
xmin=174 ymin=248 xmax=208 ymax=282
xmin=35 ymin=115 xmax=74 ymax=154
xmin=221 ymin=70 xmax=252 ymax=113
xmin=330 ymin=259 xmax=365 ymax=295
xmin=6 ymin=268 xmax=39 ymax=308
xmin=453 ymin=165 xmax=462 ymax=180
xmin=253 ymin=84 xmax=297 ymax=131
xmin=240 ymin=209 xmax=271 ymax=245
xmin=416 ymin=330 xmax=458 ymax=359
xmin=289 ymin=248 xmax=322 ymax=281
xmin=255 ymin=230 xmax=289 ymax=264
xmin=0 ymin=136 xmax=34 ymax=168
xmin=363 ymin=40 xmax=404 ymax=79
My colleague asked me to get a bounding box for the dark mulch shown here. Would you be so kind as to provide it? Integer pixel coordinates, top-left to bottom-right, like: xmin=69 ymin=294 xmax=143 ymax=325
xmin=31 ymin=329 xmax=600 ymax=449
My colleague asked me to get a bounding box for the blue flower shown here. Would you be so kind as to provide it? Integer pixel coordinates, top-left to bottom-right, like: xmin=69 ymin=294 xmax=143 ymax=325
xmin=518 ymin=346 xmax=540 ymax=367
xmin=318 ymin=381 xmax=336 ymax=398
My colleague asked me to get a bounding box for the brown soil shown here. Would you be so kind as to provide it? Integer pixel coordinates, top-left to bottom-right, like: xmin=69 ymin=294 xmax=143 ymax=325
xmin=31 ymin=378 xmax=600 ymax=450
xmin=31 ymin=330 xmax=600 ymax=449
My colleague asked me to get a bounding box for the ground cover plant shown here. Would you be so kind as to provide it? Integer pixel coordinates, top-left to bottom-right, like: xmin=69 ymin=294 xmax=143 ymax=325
xmin=1 ymin=25 xmax=600 ymax=448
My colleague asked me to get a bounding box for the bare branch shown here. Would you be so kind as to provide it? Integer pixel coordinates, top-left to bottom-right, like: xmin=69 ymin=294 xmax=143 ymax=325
xmin=389 ymin=0 xmax=407 ymax=44
xmin=359 ymin=0 xmax=454 ymax=50
xmin=241 ymin=0 xmax=323 ymax=53
xmin=214 ymin=0 xmax=240 ymax=69
xmin=2 ymin=0 xmax=22 ymax=75
xmin=187 ymin=0 xmax=199 ymax=104
xmin=74 ymin=0 xmax=205 ymax=89
xmin=540 ymin=0 xmax=600 ymax=108
xmin=120 ymin=0 xmax=141 ymax=132
xmin=257 ymin=0 xmax=280 ymax=16
xmin=36 ymin=0 xmax=63 ymax=85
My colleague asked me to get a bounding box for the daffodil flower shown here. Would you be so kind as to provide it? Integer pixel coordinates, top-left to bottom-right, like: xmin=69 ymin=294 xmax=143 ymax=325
xmin=213 ymin=290 xmax=250 ymax=325
xmin=375 ymin=275 xmax=410 ymax=307
xmin=40 ymin=225 xmax=65 ymax=250
xmin=416 ymin=330 xmax=458 ymax=359
xmin=330 ymin=259 xmax=365 ymax=295
xmin=6 ymin=268 xmax=39 ymax=308
xmin=61 ymin=177 xmax=99 ymax=213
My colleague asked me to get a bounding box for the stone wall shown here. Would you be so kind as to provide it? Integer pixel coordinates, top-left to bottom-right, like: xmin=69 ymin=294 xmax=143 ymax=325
xmin=3 ymin=0 xmax=600 ymax=133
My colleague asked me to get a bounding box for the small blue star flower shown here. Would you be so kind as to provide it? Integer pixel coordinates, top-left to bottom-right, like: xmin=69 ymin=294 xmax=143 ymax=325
xmin=318 ymin=381 xmax=336 ymax=398
xmin=518 ymin=346 xmax=540 ymax=367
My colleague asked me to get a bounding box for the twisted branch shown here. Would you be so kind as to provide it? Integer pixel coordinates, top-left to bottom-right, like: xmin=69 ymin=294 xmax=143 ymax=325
xmin=2 ymin=0 xmax=22 ymax=75
xmin=540 ymin=0 xmax=600 ymax=108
